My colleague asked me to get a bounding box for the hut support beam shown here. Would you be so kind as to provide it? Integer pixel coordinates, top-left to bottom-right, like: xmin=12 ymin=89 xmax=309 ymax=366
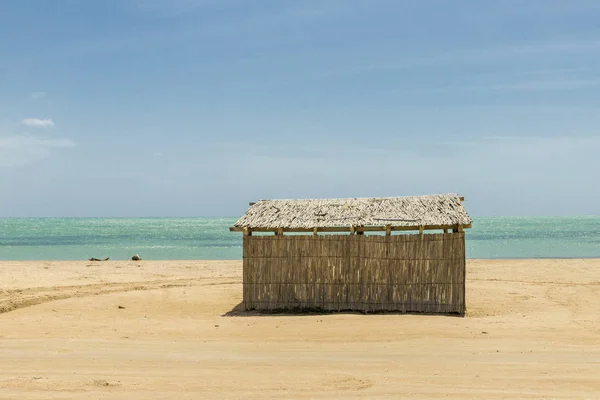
xmin=452 ymin=225 xmax=464 ymax=233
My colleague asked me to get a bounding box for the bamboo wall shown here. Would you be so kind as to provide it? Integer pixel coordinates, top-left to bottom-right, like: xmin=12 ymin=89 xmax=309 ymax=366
xmin=243 ymin=232 xmax=466 ymax=315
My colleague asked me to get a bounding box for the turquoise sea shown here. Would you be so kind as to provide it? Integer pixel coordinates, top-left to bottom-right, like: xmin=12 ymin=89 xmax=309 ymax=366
xmin=1 ymin=217 xmax=599 ymax=260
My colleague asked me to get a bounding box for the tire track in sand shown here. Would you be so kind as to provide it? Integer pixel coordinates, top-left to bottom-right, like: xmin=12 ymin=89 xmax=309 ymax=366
xmin=0 ymin=278 xmax=238 ymax=314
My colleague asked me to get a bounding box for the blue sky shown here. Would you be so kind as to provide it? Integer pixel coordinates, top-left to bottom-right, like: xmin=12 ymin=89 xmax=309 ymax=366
xmin=1 ymin=0 xmax=600 ymax=217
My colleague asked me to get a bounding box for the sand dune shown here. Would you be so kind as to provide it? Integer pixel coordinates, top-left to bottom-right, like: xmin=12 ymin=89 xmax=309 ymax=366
xmin=1 ymin=259 xmax=599 ymax=399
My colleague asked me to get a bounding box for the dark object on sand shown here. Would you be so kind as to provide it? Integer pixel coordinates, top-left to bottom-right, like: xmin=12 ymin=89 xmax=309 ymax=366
xmin=131 ymin=254 xmax=142 ymax=261
xmin=89 ymin=257 xmax=109 ymax=261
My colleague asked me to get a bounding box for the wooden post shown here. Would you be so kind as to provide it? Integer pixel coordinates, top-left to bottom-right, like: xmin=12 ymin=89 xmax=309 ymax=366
xmin=350 ymin=226 xmax=355 ymax=235
xmin=274 ymin=228 xmax=283 ymax=236
xmin=313 ymin=227 xmax=318 ymax=236
xmin=385 ymin=225 xmax=391 ymax=236
xmin=419 ymin=225 xmax=424 ymax=235
xmin=243 ymin=227 xmax=252 ymax=237
xmin=443 ymin=228 xmax=448 ymax=234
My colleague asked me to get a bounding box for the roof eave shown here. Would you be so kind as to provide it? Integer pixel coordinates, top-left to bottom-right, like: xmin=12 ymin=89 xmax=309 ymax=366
xmin=230 ymin=223 xmax=471 ymax=233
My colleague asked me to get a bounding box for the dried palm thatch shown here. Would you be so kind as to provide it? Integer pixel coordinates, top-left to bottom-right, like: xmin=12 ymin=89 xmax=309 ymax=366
xmin=232 ymin=193 xmax=471 ymax=230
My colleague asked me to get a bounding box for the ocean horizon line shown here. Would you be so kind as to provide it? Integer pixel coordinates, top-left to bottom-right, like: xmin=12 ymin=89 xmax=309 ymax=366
xmin=1 ymin=215 xmax=599 ymax=219
xmin=2 ymin=216 xmax=599 ymax=260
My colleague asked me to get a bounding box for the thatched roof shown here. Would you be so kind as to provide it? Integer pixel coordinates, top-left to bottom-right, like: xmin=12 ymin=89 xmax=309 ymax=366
xmin=232 ymin=193 xmax=471 ymax=231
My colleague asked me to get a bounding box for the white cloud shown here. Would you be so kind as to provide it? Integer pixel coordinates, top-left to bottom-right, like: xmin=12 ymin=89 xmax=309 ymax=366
xmin=31 ymin=92 xmax=46 ymax=99
xmin=21 ymin=118 xmax=55 ymax=128
xmin=0 ymin=135 xmax=76 ymax=167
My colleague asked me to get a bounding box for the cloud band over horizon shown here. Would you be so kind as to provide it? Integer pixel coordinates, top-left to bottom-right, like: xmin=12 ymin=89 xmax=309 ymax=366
xmin=21 ymin=118 xmax=55 ymax=128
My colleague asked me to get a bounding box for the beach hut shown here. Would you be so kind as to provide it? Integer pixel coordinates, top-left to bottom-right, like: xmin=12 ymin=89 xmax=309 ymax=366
xmin=230 ymin=193 xmax=472 ymax=315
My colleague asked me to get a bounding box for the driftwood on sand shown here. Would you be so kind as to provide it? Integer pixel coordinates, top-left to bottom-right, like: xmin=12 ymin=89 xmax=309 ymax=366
xmin=88 ymin=257 xmax=109 ymax=261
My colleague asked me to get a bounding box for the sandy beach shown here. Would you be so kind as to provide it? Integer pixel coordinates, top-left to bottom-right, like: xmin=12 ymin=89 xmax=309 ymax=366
xmin=1 ymin=259 xmax=599 ymax=399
